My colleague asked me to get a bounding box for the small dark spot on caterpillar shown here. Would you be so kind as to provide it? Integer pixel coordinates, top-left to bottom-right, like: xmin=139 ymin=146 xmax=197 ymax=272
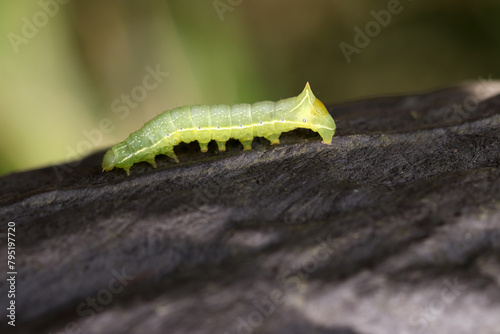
xmin=198 ymin=126 xmax=201 ymax=130
xmin=259 ymin=120 xmax=263 ymax=125
xmin=179 ymin=127 xmax=183 ymax=130
xmin=240 ymin=124 xmax=243 ymax=128
xmin=303 ymin=118 xmax=307 ymax=123
xmin=217 ymin=125 xmax=221 ymax=129
xmin=281 ymin=118 xmax=285 ymax=122
xmin=166 ymin=133 xmax=170 ymax=137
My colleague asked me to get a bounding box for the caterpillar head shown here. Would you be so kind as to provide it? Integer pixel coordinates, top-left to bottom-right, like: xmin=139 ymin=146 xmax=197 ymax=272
xmin=102 ymin=149 xmax=117 ymax=171
xmin=294 ymin=83 xmax=336 ymax=143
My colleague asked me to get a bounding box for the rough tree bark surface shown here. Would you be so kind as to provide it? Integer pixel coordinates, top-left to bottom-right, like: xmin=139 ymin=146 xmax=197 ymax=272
xmin=1 ymin=82 xmax=499 ymax=334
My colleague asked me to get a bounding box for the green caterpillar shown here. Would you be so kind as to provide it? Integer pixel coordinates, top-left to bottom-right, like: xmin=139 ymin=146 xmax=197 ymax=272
xmin=102 ymin=83 xmax=336 ymax=175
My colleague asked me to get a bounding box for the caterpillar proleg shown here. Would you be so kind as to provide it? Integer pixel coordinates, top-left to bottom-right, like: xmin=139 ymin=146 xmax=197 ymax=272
xmin=102 ymin=83 xmax=336 ymax=175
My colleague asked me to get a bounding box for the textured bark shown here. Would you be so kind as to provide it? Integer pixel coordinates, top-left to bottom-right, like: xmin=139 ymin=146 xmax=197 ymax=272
xmin=1 ymin=82 xmax=499 ymax=334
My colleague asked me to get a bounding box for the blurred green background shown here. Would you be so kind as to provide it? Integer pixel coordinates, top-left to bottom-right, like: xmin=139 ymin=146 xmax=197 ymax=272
xmin=1 ymin=0 xmax=500 ymax=176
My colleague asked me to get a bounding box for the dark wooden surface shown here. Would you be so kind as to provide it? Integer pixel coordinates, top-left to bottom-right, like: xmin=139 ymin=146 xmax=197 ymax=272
xmin=1 ymin=82 xmax=500 ymax=334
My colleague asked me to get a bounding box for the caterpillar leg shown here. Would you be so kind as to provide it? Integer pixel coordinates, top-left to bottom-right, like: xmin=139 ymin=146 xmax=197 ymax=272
xmin=123 ymin=167 xmax=131 ymax=176
xmin=145 ymin=157 xmax=157 ymax=168
xmin=199 ymin=142 xmax=209 ymax=152
xmin=317 ymin=128 xmax=335 ymax=145
xmin=158 ymin=150 xmax=179 ymax=163
xmin=240 ymin=140 xmax=252 ymax=150
xmin=216 ymin=141 xmax=226 ymax=152
xmin=265 ymin=134 xmax=280 ymax=145
xmin=166 ymin=151 xmax=179 ymax=163
xmin=157 ymin=146 xmax=179 ymax=163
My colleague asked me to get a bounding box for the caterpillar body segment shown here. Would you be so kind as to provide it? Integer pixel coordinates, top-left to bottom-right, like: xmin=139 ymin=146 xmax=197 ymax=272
xmin=102 ymin=83 xmax=336 ymax=175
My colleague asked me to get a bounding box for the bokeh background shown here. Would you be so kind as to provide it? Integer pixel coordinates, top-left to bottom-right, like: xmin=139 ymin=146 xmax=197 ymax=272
xmin=1 ymin=0 xmax=500 ymax=176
